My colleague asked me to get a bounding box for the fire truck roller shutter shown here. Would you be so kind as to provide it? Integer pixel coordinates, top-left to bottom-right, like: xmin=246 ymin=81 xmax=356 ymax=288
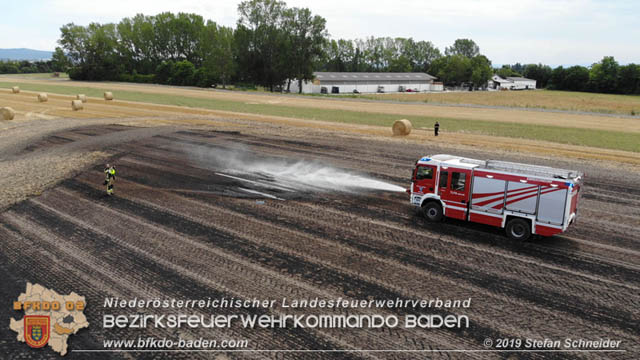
xmin=505 ymin=181 xmax=539 ymax=214
xmin=471 ymin=176 xmax=506 ymax=214
xmin=537 ymin=188 xmax=569 ymax=225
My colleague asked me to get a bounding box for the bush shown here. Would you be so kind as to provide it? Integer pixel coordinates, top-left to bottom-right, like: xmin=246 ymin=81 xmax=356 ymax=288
xmin=171 ymin=60 xmax=196 ymax=86
xmin=155 ymin=61 xmax=174 ymax=84
xmin=133 ymin=73 xmax=155 ymax=83
xmin=193 ymin=68 xmax=217 ymax=88
xmin=118 ymin=73 xmax=134 ymax=82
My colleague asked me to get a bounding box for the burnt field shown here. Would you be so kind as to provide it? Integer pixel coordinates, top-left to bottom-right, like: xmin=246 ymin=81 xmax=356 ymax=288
xmin=1 ymin=124 xmax=639 ymax=359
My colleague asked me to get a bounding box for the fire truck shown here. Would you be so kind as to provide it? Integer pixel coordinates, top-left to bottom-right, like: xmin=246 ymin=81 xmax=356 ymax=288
xmin=409 ymin=154 xmax=583 ymax=241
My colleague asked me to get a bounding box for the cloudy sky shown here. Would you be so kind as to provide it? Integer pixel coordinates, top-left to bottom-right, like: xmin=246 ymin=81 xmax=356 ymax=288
xmin=2 ymin=0 xmax=638 ymax=66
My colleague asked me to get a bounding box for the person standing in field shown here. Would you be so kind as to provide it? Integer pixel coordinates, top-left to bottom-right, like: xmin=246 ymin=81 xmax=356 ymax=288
xmin=434 ymin=121 xmax=440 ymax=136
xmin=104 ymin=163 xmax=116 ymax=196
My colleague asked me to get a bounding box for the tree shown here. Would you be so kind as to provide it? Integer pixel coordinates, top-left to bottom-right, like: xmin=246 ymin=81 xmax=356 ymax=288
xmin=59 ymin=22 xmax=122 ymax=80
xmin=445 ymin=39 xmax=479 ymax=58
xmin=171 ymin=60 xmax=196 ymax=85
xmin=200 ymin=22 xmax=236 ymax=88
xmin=470 ymin=55 xmax=492 ymax=89
xmin=548 ymin=66 xmax=566 ymax=90
xmin=523 ymin=64 xmax=552 ymax=88
xmin=436 ymin=55 xmax=472 ymax=86
xmin=321 ymin=39 xmax=354 ymax=72
xmin=589 ymin=56 xmax=619 ymax=93
xmin=236 ymin=0 xmax=290 ymax=91
xmin=51 ymin=47 xmax=70 ymax=72
xmin=283 ymin=6 xmax=327 ymax=92
xmin=155 ymin=60 xmax=174 ymax=84
xmin=563 ymin=66 xmax=589 ymax=92
xmin=412 ymin=40 xmax=441 ymax=72
xmin=495 ymin=65 xmax=521 ymax=78
xmin=389 ymin=55 xmax=412 ymax=72
xmin=618 ymin=64 xmax=640 ymax=94
xmin=117 ymin=14 xmax=157 ymax=74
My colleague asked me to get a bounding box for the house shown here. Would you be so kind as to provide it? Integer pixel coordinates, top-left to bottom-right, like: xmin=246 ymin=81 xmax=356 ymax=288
xmin=489 ymin=75 xmax=536 ymax=90
xmin=289 ymin=72 xmax=443 ymax=94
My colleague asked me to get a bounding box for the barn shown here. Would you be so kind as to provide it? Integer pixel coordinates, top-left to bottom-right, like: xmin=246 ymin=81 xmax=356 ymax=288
xmin=289 ymin=72 xmax=443 ymax=94
xmin=489 ymin=75 xmax=537 ymax=90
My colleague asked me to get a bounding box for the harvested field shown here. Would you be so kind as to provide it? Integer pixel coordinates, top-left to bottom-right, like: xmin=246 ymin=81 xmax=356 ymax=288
xmin=2 ymin=78 xmax=640 ymax=134
xmin=1 ymin=119 xmax=638 ymax=359
xmin=2 ymin=82 xmax=640 ymax=157
xmin=358 ymin=89 xmax=640 ymax=116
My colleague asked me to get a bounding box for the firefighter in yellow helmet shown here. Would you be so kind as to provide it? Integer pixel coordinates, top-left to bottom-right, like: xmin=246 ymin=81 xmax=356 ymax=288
xmin=104 ymin=163 xmax=116 ymax=196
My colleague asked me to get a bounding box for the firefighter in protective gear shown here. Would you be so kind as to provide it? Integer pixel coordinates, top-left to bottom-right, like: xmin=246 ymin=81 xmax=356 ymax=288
xmin=104 ymin=164 xmax=116 ymax=196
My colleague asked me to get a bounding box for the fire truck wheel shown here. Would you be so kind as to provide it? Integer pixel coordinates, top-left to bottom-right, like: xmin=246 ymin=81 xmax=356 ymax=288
xmin=506 ymin=218 xmax=531 ymax=241
xmin=423 ymin=202 xmax=443 ymax=222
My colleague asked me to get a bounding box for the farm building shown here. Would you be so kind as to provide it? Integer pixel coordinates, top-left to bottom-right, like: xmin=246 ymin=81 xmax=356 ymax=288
xmin=289 ymin=72 xmax=443 ymax=94
xmin=489 ymin=75 xmax=537 ymax=90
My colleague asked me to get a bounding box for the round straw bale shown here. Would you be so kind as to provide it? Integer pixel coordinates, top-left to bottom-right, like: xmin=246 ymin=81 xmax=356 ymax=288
xmin=11 ymin=86 xmax=20 ymax=94
xmin=77 ymin=94 xmax=87 ymax=103
xmin=1 ymin=107 xmax=16 ymax=120
xmin=392 ymin=119 xmax=412 ymax=136
xmin=104 ymin=91 xmax=114 ymax=100
xmin=71 ymin=99 xmax=84 ymax=111
xmin=38 ymin=93 xmax=48 ymax=102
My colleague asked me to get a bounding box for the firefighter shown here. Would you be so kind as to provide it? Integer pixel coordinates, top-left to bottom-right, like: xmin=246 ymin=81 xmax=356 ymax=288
xmin=103 ymin=163 xmax=116 ymax=196
xmin=434 ymin=121 xmax=440 ymax=136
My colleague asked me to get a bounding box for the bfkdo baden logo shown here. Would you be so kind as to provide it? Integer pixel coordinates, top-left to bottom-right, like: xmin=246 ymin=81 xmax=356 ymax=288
xmin=10 ymin=282 xmax=89 ymax=356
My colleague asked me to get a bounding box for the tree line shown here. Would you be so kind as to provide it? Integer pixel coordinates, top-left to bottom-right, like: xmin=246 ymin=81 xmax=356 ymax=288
xmin=318 ymin=38 xmax=493 ymax=88
xmin=56 ymin=0 xmax=327 ymax=92
xmin=496 ymin=57 xmax=640 ymax=94
xmin=0 ymin=57 xmax=67 ymax=74
xmin=51 ymin=0 xmax=494 ymax=91
xmin=10 ymin=0 xmax=633 ymax=95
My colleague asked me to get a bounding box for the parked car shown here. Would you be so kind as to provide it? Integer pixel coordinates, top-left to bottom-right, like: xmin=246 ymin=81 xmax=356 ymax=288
xmin=353 ymin=89 xmax=360 ymax=94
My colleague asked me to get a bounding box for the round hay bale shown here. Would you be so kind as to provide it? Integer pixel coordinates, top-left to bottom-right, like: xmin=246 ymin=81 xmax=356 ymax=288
xmin=38 ymin=93 xmax=48 ymax=102
xmin=392 ymin=119 xmax=412 ymax=136
xmin=1 ymin=107 xmax=16 ymax=120
xmin=104 ymin=91 xmax=114 ymax=100
xmin=71 ymin=99 xmax=84 ymax=111
xmin=11 ymin=86 xmax=20 ymax=94
xmin=76 ymin=94 xmax=87 ymax=103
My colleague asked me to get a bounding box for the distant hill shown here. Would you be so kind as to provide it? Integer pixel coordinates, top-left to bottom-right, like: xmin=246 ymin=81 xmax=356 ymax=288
xmin=0 ymin=48 xmax=53 ymax=61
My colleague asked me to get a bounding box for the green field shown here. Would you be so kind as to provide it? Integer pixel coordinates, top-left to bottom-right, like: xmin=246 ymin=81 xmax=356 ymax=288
xmin=2 ymin=81 xmax=639 ymax=152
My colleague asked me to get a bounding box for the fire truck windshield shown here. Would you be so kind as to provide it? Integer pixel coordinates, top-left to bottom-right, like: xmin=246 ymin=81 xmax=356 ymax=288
xmin=416 ymin=167 xmax=433 ymax=180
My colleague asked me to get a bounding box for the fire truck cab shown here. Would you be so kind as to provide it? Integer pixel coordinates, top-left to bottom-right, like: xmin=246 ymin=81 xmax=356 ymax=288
xmin=409 ymin=154 xmax=583 ymax=241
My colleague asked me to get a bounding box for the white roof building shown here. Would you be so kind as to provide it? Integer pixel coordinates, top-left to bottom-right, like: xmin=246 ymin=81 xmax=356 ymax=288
xmin=289 ymin=72 xmax=443 ymax=94
xmin=489 ymin=75 xmax=536 ymax=90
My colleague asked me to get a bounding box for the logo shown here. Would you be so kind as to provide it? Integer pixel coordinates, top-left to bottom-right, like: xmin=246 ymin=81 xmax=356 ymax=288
xmin=24 ymin=315 xmax=50 ymax=348
xmin=10 ymin=283 xmax=89 ymax=356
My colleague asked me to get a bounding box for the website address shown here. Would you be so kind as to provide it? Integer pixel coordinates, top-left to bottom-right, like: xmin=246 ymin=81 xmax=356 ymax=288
xmin=103 ymin=337 xmax=249 ymax=350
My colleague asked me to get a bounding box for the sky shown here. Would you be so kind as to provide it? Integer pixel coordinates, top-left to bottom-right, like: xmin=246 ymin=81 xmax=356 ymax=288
xmin=1 ymin=0 xmax=638 ymax=66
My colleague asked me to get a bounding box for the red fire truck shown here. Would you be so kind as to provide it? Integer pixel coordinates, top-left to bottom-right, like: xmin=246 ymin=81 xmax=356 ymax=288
xmin=409 ymin=154 xmax=583 ymax=241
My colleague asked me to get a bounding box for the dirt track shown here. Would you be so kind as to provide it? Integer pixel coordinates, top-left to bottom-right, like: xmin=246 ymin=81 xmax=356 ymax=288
xmin=0 ymin=118 xmax=638 ymax=359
